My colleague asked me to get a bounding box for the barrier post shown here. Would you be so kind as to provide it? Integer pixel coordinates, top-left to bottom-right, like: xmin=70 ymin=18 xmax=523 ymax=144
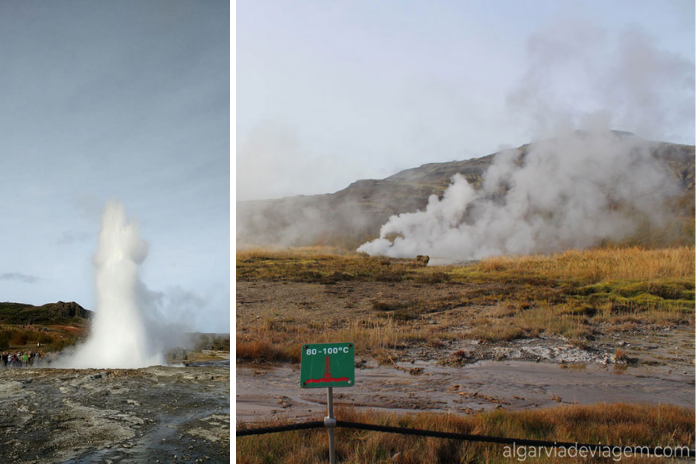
xmin=325 ymin=387 xmax=336 ymax=464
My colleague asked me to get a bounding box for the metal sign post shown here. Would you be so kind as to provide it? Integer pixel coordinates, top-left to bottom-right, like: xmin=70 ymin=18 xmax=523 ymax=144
xmin=301 ymin=342 xmax=354 ymax=464
xmin=326 ymin=387 xmax=336 ymax=464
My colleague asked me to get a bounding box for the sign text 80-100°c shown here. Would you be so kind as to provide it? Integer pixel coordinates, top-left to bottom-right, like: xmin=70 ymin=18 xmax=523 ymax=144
xmin=300 ymin=342 xmax=355 ymax=389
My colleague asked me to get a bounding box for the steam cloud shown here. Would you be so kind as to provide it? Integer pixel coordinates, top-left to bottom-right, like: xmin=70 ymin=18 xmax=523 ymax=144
xmin=357 ymin=131 xmax=681 ymax=261
xmin=65 ymin=201 xmax=165 ymax=368
xmin=358 ymin=20 xmax=692 ymax=262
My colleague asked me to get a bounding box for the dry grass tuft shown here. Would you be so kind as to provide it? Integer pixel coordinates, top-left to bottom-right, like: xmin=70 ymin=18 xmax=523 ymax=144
xmin=613 ymin=348 xmax=629 ymax=363
xmin=236 ymin=337 xmax=299 ymax=363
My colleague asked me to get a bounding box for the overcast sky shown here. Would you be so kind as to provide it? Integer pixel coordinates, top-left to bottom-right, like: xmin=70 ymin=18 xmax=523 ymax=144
xmin=1 ymin=1 xmax=230 ymax=332
xmin=237 ymin=0 xmax=694 ymax=201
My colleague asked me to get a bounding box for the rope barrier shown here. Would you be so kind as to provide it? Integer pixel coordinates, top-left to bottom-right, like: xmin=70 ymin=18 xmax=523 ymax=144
xmin=236 ymin=420 xmax=696 ymax=458
xmin=236 ymin=421 xmax=324 ymax=437
xmin=335 ymin=421 xmax=696 ymax=458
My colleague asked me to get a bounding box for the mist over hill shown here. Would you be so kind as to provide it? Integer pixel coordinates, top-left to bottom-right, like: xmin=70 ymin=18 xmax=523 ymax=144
xmin=237 ymin=131 xmax=694 ymax=257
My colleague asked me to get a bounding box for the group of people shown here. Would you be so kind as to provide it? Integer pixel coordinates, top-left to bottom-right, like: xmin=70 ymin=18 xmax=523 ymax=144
xmin=1 ymin=350 xmax=58 ymax=367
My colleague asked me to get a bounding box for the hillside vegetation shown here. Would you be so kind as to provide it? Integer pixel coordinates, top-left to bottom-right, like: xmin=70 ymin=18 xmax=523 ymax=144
xmin=0 ymin=301 xmax=92 ymax=351
xmin=0 ymin=301 xmax=92 ymax=325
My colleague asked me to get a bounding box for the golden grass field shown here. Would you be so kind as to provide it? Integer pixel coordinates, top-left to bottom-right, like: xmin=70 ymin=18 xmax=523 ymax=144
xmin=237 ymin=246 xmax=694 ymax=362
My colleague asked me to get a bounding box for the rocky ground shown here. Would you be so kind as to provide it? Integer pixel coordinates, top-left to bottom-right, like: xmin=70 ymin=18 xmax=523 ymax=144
xmin=405 ymin=325 xmax=695 ymax=368
xmin=0 ymin=363 xmax=230 ymax=463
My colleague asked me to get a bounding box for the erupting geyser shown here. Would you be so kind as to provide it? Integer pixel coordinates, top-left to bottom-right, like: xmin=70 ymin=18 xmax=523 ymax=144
xmin=66 ymin=201 xmax=164 ymax=368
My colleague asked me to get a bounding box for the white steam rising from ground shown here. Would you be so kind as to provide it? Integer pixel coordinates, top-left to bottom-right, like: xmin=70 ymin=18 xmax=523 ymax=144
xmin=65 ymin=201 xmax=165 ymax=368
xmin=358 ymin=131 xmax=680 ymax=262
xmin=357 ymin=20 xmax=692 ymax=263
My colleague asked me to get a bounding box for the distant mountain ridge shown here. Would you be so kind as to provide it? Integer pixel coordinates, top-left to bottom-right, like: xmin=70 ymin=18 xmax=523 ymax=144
xmin=0 ymin=301 xmax=92 ymax=325
xmin=237 ymin=131 xmax=695 ymax=249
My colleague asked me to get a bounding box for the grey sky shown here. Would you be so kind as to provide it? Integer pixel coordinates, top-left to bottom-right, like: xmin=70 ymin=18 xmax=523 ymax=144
xmin=1 ymin=1 xmax=230 ymax=332
xmin=236 ymin=0 xmax=694 ymax=201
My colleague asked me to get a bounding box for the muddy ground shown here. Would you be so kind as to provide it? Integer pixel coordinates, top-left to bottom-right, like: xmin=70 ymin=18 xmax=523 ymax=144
xmin=237 ymin=351 xmax=694 ymax=423
xmin=0 ymin=362 xmax=230 ymax=463
xmin=237 ymin=281 xmax=695 ymax=424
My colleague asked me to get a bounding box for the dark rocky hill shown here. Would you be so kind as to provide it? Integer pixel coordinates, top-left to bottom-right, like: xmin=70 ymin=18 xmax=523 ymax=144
xmin=0 ymin=301 xmax=92 ymax=325
xmin=237 ymin=131 xmax=694 ymax=249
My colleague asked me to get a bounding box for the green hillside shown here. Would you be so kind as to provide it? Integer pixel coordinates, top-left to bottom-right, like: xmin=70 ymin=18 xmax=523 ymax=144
xmin=0 ymin=301 xmax=92 ymax=325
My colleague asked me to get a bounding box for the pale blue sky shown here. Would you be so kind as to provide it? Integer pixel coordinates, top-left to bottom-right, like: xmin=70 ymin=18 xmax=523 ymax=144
xmin=1 ymin=1 xmax=230 ymax=332
xmin=237 ymin=0 xmax=694 ymax=201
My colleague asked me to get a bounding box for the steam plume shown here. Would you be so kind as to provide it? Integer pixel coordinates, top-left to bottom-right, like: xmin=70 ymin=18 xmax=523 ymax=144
xmin=358 ymin=131 xmax=681 ymax=262
xmin=359 ymin=19 xmax=692 ymax=262
xmin=65 ymin=201 xmax=164 ymax=368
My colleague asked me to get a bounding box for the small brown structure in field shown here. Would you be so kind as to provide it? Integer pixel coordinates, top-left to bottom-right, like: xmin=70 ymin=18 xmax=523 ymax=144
xmin=414 ymin=255 xmax=430 ymax=266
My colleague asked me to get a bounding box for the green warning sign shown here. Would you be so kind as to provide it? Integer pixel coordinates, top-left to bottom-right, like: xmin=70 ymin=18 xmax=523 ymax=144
xmin=300 ymin=342 xmax=355 ymax=388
